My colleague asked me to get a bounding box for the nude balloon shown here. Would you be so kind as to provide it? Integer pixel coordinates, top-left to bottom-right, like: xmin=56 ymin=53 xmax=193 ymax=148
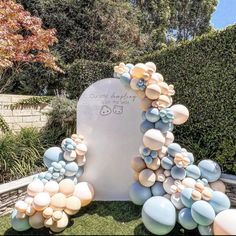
xmin=170 ymin=104 xmax=189 ymax=125
xmin=29 ymin=212 xmax=44 ymax=229
xmin=143 ymin=129 xmax=165 ymax=151
xmin=131 ymin=156 xmax=146 ymax=172
xmin=139 ymin=169 xmax=156 ymax=187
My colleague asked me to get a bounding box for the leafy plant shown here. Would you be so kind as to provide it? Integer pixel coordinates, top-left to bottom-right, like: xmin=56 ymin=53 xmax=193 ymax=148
xmin=0 ymin=115 xmax=10 ymax=133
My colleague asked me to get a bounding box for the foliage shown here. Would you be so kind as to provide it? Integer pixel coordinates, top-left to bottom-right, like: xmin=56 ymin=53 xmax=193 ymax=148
xmin=139 ymin=25 xmax=236 ymax=174
xmin=0 ymin=128 xmax=46 ymax=183
xmin=0 ymin=115 xmax=10 ymax=133
xmin=41 ymin=96 xmax=77 ymax=145
xmin=17 ymin=0 xmax=141 ymax=64
xmin=0 ymin=0 xmax=62 ymax=72
xmin=9 ymin=96 xmax=53 ymax=110
xmin=0 ymin=202 xmax=199 ymax=235
xmin=168 ymin=0 xmax=218 ymax=40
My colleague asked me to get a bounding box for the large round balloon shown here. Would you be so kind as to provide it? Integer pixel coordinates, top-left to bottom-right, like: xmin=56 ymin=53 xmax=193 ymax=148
xmin=180 ymin=188 xmax=194 ymax=208
xmin=178 ymin=208 xmax=197 ymax=230
xmin=208 ymin=191 xmax=230 ymax=213
xmin=213 ymin=209 xmax=236 ymax=235
xmin=11 ymin=209 xmax=31 ymax=232
xmin=170 ymin=104 xmax=189 ymax=125
xmin=198 ymin=160 xmax=221 ymax=182
xmin=29 ymin=211 xmax=44 ymax=229
xmin=151 ymin=182 xmax=165 ymax=196
xmin=143 ymin=129 xmax=165 ymax=151
xmin=191 ymin=200 xmax=215 ymax=226
xmin=43 ymin=147 xmax=63 ymax=168
xmin=142 ymin=196 xmax=176 ymax=235
xmin=129 ymin=181 xmax=152 ymax=205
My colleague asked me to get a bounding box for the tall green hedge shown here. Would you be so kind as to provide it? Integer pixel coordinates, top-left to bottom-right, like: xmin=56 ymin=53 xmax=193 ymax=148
xmin=139 ymin=25 xmax=236 ymax=174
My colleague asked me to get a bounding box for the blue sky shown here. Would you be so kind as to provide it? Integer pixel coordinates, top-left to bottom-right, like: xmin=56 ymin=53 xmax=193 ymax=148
xmin=211 ymin=0 xmax=236 ymax=29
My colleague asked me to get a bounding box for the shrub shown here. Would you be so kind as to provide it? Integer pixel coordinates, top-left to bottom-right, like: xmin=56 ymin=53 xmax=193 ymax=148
xmin=138 ymin=25 xmax=236 ymax=174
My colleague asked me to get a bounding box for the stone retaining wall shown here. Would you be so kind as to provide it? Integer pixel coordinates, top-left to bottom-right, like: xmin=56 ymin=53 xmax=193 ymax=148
xmin=0 ymin=94 xmax=50 ymax=132
xmin=0 ymin=173 xmax=235 ymax=216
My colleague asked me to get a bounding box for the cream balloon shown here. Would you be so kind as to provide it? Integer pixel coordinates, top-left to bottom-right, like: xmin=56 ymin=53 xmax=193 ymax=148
xmin=151 ymin=73 xmax=163 ymax=83
xmin=59 ymin=179 xmax=75 ymax=197
xmin=131 ymin=156 xmax=146 ymax=172
xmin=143 ymin=129 xmax=165 ymax=151
xmin=29 ymin=212 xmax=44 ymax=229
xmin=44 ymin=181 xmax=59 ymax=196
xmin=164 ymin=131 xmax=174 ymax=146
xmin=65 ymin=196 xmax=81 ymax=215
xmin=33 ymin=192 xmax=51 ymax=211
xmin=139 ymin=169 xmax=156 ymax=187
xmin=145 ymin=62 xmax=156 ymax=73
xmin=145 ymin=84 xmax=161 ymax=100
xmin=27 ymin=179 xmax=44 ymax=197
xmin=170 ymin=104 xmax=189 ymax=125
xmin=50 ymin=212 xmax=69 ymax=233
xmin=50 ymin=193 xmax=66 ymax=211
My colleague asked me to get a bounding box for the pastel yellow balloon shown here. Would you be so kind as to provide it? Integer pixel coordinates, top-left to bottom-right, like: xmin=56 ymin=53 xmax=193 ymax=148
xmin=131 ymin=63 xmax=147 ymax=79
xmin=50 ymin=212 xmax=69 ymax=233
xmin=27 ymin=179 xmax=44 ymax=197
xmin=43 ymin=207 xmax=53 ymax=219
xmin=29 ymin=211 xmax=44 ymax=229
xmin=140 ymin=97 xmax=152 ymax=111
xmin=145 ymin=84 xmax=161 ymax=100
xmin=44 ymin=181 xmax=59 ymax=196
xmin=59 ymin=179 xmax=75 ymax=197
xmin=131 ymin=156 xmax=146 ymax=172
xmin=213 ymin=209 xmax=236 ymax=235
xmin=139 ymin=169 xmax=156 ymax=187
xmin=170 ymin=104 xmax=189 ymax=125
xmin=65 ymin=196 xmax=81 ymax=215
xmin=76 ymin=143 xmax=87 ymax=156
xmin=44 ymin=217 xmax=54 ymax=228
xmin=33 ymin=192 xmax=51 ymax=211
xmin=143 ymin=129 xmax=165 ymax=151
xmin=146 ymin=158 xmax=161 ymax=171
xmin=73 ymin=182 xmax=94 ymax=207
xmin=50 ymin=193 xmax=66 ymax=211
xmin=210 ymin=180 xmax=226 ymax=193
xmin=145 ymin=62 xmax=156 ymax=73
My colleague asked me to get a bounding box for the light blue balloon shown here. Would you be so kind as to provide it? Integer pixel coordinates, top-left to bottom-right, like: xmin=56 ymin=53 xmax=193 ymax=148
xmin=140 ymin=120 xmax=155 ymax=133
xmin=43 ymin=147 xmax=63 ymax=168
xmin=65 ymin=161 xmax=79 ymax=177
xmin=186 ymin=165 xmax=201 ymax=179
xmin=198 ymin=160 xmax=221 ymax=182
xmin=45 ymin=172 xmax=52 ymax=180
xmin=186 ymin=152 xmax=194 ymax=164
xmin=11 ymin=209 xmax=31 ymax=232
xmin=141 ymin=111 xmax=146 ymax=121
xmin=178 ymin=208 xmax=197 ymax=230
xmin=145 ymin=108 xmax=160 ymax=123
xmin=120 ymin=72 xmax=131 ymax=87
xmin=151 ymin=182 xmax=165 ymax=196
xmin=171 ymin=166 xmax=186 ymax=180
xmin=126 ymin=63 xmax=134 ymax=72
xmin=167 ymin=143 xmax=182 ymax=157
xmin=181 ymin=188 xmax=194 ymax=208
xmin=161 ymin=156 xmax=174 ymax=170
xmin=155 ymin=120 xmax=172 ymax=133
xmin=142 ymin=196 xmax=176 ymax=235
xmin=198 ymin=225 xmax=213 ymax=235
xmin=129 ymin=181 xmax=152 ymax=205
xmin=76 ymin=166 xmax=84 ymax=178
xmin=191 ymin=201 xmax=215 ymax=226
xmin=208 ymin=191 xmax=230 ymax=213
xmin=51 ymin=162 xmax=62 ymax=171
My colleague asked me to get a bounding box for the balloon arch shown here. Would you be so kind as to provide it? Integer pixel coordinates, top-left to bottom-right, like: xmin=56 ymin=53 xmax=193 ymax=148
xmin=11 ymin=62 xmax=235 ymax=235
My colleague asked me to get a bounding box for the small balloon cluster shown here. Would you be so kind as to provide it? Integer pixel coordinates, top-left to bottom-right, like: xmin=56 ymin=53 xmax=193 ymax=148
xmin=11 ymin=134 xmax=94 ymax=233
xmin=115 ymin=62 xmax=235 ymax=235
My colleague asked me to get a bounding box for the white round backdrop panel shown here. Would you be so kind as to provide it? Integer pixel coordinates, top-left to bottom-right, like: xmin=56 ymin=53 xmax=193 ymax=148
xmin=77 ymin=78 xmax=142 ymax=200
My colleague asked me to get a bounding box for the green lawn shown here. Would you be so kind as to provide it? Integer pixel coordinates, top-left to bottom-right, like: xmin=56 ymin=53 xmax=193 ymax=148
xmin=0 ymin=202 xmax=200 ymax=235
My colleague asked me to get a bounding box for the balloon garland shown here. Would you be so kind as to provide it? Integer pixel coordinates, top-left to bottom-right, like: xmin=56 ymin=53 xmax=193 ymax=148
xmin=11 ymin=134 xmax=94 ymax=233
xmin=114 ymin=62 xmax=236 ymax=235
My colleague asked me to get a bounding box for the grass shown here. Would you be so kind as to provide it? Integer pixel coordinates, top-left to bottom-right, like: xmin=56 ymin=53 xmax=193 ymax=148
xmin=0 ymin=202 xmax=200 ymax=235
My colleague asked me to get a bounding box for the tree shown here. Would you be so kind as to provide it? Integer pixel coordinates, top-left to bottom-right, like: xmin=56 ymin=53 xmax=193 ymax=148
xmin=0 ymin=0 xmax=62 ymax=72
xmin=168 ymin=0 xmax=218 ymax=40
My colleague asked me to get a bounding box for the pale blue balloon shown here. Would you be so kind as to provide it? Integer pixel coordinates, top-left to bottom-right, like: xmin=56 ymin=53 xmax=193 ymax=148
xmin=161 ymin=156 xmax=174 ymax=170
xmin=145 ymin=108 xmax=160 ymax=123
xmin=198 ymin=160 xmax=221 ymax=182
xmin=151 ymin=182 xmax=165 ymax=196
xmin=140 ymin=120 xmax=155 ymax=133
xmin=120 ymin=72 xmax=131 ymax=87
xmin=178 ymin=208 xmax=197 ymax=230
xmin=129 ymin=181 xmax=152 ymax=205
xmin=125 ymin=63 xmax=134 ymax=72
xmin=208 ymin=191 xmax=230 ymax=213
xmin=198 ymin=225 xmax=213 ymax=235
xmin=191 ymin=201 xmax=215 ymax=226
xmin=186 ymin=165 xmax=201 ymax=179
xmin=186 ymin=152 xmax=194 ymax=164
xmin=43 ymin=147 xmax=63 ymax=168
xmin=167 ymin=143 xmax=182 ymax=157
xmin=141 ymin=111 xmax=146 ymax=121
xmin=171 ymin=166 xmax=186 ymax=180
xmin=64 ymin=161 xmax=79 ymax=177
xmin=155 ymin=120 xmax=172 ymax=133
xmin=11 ymin=209 xmax=31 ymax=232
xmin=142 ymin=196 xmax=176 ymax=235
xmin=76 ymin=166 xmax=84 ymax=178
xmin=181 ymin=188 xmax=194 ymax=208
